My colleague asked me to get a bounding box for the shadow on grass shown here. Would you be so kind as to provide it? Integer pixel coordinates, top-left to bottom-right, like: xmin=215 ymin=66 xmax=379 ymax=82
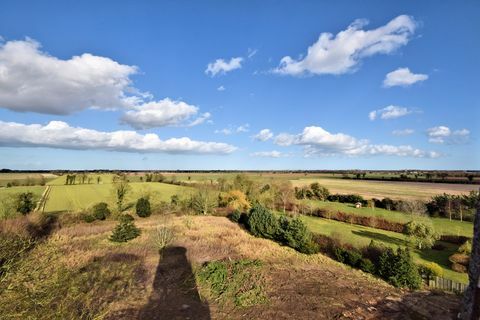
xmin=139 ymin=246 xmax=210 ymax=320
xmin=351 ymin=229 xmax=406 ymax=247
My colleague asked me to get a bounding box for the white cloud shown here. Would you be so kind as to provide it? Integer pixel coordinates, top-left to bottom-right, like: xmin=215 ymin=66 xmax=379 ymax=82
xmin=0 ymin=120 xmax=236 ymax=154
xmin=383 ymin=67 xmax=428 ymax=87
xmin=205 ymin=57 xmax=243 ymax=77
xmin=273 ymin=15 xmax=416 ymax=76
xmin=392 ymin=128 xmax=415 ymax=136
xmin=217 ymin=85 xmax=226 ymax=91
xmin=427 ymin=126 xmax=470 ymax=144
xmin=215 ymin=124 xmax=249 ymax=135
xmin=187 ymin=112 xmax=211 ymax=127
xmin=369 ymin=105 xmax=413 ymax=120
xmin=121 ymin=98 xmax=205 ymax=129
xmin=247 ymin=48 xmax=258 ymax=59
xmin=253 ymin=129 xmax=274 ymax=141
xmin=250 ymin=150 xmax=286 ymax=158
xmin=274 ymin=126 xmax=439 ymax=158
xmin=0 ymin=37 xmax=139 ymax=114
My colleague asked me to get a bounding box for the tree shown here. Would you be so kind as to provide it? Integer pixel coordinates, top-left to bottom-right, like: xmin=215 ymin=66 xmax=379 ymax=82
xmin=275 ymin=181 xmax=294 ymax=213
xmin=136 ymin=197 xmax=151 ymax=217
xmin=378 ymin=247 xmax=422 ymax=289
xmin=15 ymin=192 xmax=35 ymax=215
xmin=109 ymin=217 xmax=141 ymax=242
xmin=191 ymin=187 xmax=216 ymax=215
xmin=97 ymin=176 xmax=101 ymax=184
xmin=403 ymin=221 xmax=439 ymax=250
xmin=92 ymin=202 xmax=110 ymax=220
xmin=223 ymin=190 xmax=250 ymax=212
xmin=112 ymin=178 xmax=131 ymax=212
xmin=247 ymin=204 xmax=279 ymax=240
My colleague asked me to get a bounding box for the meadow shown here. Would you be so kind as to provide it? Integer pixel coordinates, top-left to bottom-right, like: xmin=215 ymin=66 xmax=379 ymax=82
xmin=44 ymin=182 xmax=191 ymax=213
xmin=0 ymin=172 xmax=57 ymax=187
xmin=300 ymin=215 xmax=468 ymax=283
xmin=303 ymin=200 xmax=474 ymax=237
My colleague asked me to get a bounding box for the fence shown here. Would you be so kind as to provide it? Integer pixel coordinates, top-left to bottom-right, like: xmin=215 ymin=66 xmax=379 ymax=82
xmin=427 ymin=276 xmax=467 ymax=293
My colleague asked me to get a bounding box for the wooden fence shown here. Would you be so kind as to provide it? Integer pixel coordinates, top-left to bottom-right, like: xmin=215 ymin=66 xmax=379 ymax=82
xmin=427 ymin=276 xmax=467 ymax=293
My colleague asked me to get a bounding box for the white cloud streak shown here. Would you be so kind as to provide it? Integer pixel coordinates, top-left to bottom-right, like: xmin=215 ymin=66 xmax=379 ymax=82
xmin=369 ymin=105 xmax=413 ymax=120
xmin=0 ymin=120 xmax=236 ymax=154
xmin=250 ymin=150 xmax=286 ymax=158
xmin=383 ymin=67 xmax=428 ymax=87
xmin=273 ymin=15 xmax=416 ymax=76
xmin=274 ymin=126 xmax=439 ymax=158
xmin=205 ymin=57 xmax=243 ymax=77
xmin=392 ymin=129 xmax=415 ymax=136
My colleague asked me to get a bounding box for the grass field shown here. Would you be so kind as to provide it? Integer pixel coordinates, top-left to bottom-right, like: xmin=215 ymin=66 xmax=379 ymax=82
xmin=0 ymin=185 xmax=46 ymax=202
xmin=291 ymin=177 xmax=478 ymax=200
xmin=303 ymin=200 xmax=474 ymax=237
xmin=300 ymin=215 xmax=468 ymax=283
xmin=44 ymin=182 xmax=191 ymax=212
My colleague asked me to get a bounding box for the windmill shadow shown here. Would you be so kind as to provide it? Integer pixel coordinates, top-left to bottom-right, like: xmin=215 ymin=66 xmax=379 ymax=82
xmin=139 ymin=246 xmax=210 ymax=320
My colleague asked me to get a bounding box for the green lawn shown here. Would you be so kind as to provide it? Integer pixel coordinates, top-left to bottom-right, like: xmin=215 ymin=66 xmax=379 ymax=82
xmin=44 ymin=182 xmax=191 ymax=212
xmin=300 ymin=215 xmax=468 ymax=284
xmin=303 ymin=200 xmax=473 ymax=238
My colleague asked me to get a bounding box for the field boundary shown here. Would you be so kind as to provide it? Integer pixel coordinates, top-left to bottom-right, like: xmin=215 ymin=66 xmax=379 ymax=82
xmin=35 ymin=185 xmax=51 ymax=213
xmin=427 ymin=276 xmax=467 ymax=293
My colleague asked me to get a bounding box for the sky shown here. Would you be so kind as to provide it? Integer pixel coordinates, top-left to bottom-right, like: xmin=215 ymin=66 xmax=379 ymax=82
xmin=0 ymin=0 xmax=478 ymax=170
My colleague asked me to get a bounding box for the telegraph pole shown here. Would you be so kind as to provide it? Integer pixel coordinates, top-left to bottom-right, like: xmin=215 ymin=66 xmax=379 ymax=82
xmin=460 ymin=189 xmax=480 ymax=319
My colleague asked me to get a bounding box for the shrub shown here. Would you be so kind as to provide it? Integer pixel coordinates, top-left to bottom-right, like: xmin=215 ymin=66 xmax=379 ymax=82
xmin=246 ymin=204 xmax=279 ymax=240
xmin=418 ymin=262 xmax=443 ymax=281
xmin=109 ymin=219 xmax=140 ymax=243
xmin=151 ymin=226 xmax=174 ymax=251
xmin=135 ymin=197 xmax=151 ymax=218
xmin=15 ymin=192 xmax=36 ymax=215
xmin=334 ymin=247 xmax=362 ymax=267
xmin=230 ymin=210 xmax=241 ymax=223
xmin=359 ymin=258 xmax=375 ymax=274
xmin=277 ymin=217 xmax=317 ymax=254
xmin=83 ymin=214 xmax=96 ymax=223
xmin=378 ymin=247 xmax=421 ymax=289
xmin=449 ymin=253 xmax=470 ymax=267
xmin=458 ymin=240 xmax=472 ymax=255
xmin=451 ymin=263 xmax=468 ymax=273
xmin=92 ymin=202 xmax=110 ymax=220
xmin=119 ymin=213 xmax=134 ymax=223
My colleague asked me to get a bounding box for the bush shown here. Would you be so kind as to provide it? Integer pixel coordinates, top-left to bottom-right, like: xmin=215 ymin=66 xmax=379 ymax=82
xmin=334 ymin=247 xmax=362 ymax=267
xmin=449 ymin=253 xmax=469 ymax=268
xmin=151 ymin=226 xmax=174 ymax=251
xmin=92 ymin=202 xmax=110 ymax=220
xmin=277 ymin=217 xmax=317 ymax=254
xmin=458 ymin=240 xmax=472 ymax=255
xmin=15 ymin=192 xmax=36 ymax=215
xmin=109 ymin=219 xmax=140 ymax=243
xmin=230 ymin=210 xmax=241 ymax=223
xmin=451 ymin=263 xmax=468 ymax=273
xmin=359 ymin=258 xmax=375 ymax=274
xmin=327 ymin=193 xmax=365 ymax=204
xmin=83 ymin=214 xmax=96 ymax=223
xmin=418 ymin=262 xmax=443 ymax=281
xmin=135 ymin=197 xmax=151 ymax=218
xmin=119 ymin=213 xmax=134 ymax=223
xmin=246 ymin=204 xmax=279 ymax=240
xmin=378 ymin=247 xmax=422 ymax=289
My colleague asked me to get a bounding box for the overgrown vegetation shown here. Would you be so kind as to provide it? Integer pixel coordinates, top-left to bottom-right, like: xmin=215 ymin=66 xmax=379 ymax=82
xmin=151 ymin=226 xmax=175 ymax=251
xmin=196 ymin=259 xmax=267 ymax=307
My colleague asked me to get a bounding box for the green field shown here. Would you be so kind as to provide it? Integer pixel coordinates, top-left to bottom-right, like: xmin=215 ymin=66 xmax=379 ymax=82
xmin=303 ymin=200 xmax=474 ymax=237
xmin=44 ymin=182 xmax=191 ymax=212
xmin=0 ymin=185 xmax=46 ymax=202
xmin=300 ymin=215 xmax=468 ymax=283
xmin=0 ymin=173 xmax=57 ymax=187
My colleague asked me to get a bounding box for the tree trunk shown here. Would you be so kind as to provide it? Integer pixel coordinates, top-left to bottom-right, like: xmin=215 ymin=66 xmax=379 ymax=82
xmin=460 ymin=190 xmax=480 ymax=319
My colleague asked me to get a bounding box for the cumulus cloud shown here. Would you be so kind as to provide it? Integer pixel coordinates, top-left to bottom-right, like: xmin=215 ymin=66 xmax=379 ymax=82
xmin=273 ymin=15 xmax=416 ymax=76
xmin=253 ymin=129 xmax=274 ymax=141
xmin=0 ymin=120 xmax=236 ymax=154
xmin=369 ymin=105 xmax=413 ymax=120
xmin=0 ymin=37 xmax=139 ymax=114
xmin=383 ymin=67 xmax=428 ymax=87
xmin=205 ymin=57 xmax=243 ymax=77
xmin=217 ymin=85 xmax=226 ymax=91
xmin=121 ymin=98 xmax=205 ymax=129
xmin=250 ymin=150 xmax=286 ymax=158
xmin=274 ymin=126 xmax=439 ymax=158
xmin=427 ymin=126 xmax=470 ymax=144
xmin=392 ymin=128 xmax=415 ymax=136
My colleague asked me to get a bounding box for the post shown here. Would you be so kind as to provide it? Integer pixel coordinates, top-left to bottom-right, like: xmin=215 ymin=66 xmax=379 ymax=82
xmin=460 ymin=188 xmax=480 ymax=319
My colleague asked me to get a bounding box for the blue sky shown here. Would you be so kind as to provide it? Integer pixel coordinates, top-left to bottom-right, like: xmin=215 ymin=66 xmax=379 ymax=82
xmin=0 ymin=0 xmax=478 ymax=170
